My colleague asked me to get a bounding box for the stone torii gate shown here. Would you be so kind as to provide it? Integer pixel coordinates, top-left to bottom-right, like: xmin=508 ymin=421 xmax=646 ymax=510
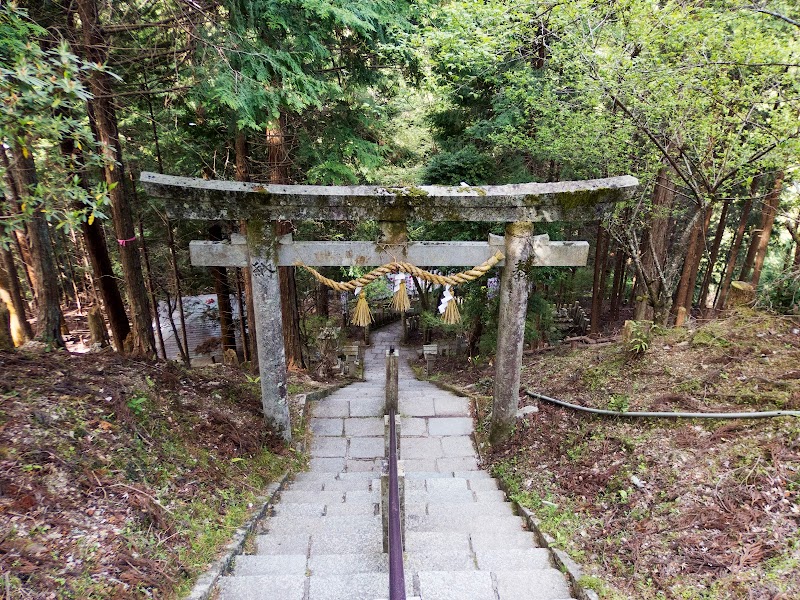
xmin=141 ymin=172 xmax=638 ymax=443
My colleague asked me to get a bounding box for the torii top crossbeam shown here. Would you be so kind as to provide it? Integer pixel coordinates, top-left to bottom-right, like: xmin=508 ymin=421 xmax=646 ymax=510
xmin=141 ymin=172 xmax=637 ymax=222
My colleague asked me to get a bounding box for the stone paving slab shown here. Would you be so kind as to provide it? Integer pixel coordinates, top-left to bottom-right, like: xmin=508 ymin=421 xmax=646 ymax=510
xmin=273 ymin=503 xmax=325 ymax=517
xmin=311 ymin=418 xmax=344 ymax=436
xmin=322 ymin=478 xmax=371 ymax=492
xmin=494 ymin=569 xmax=574 ymax=599
xmin=219 ymin=574 xmax=305 ymax=600
xmin=324 ymin=502 xmax=377 ymax=516
xmin=399 ymin=417 xmax=428 ymax=436
xmin=437 ymin=456 xmax=480 ymax=471
xmin=311 ymin=437 xmax=348 ymax=457
xmin=433 ymin=396 xmax=471 ymax=416
xmin=405 ymin=531 xmax=471 ymax=553
xmin=344 ymin=417 xmax=384 ymax=437
xmin=398 ymin=398 xmax=436 ymax=416
xmin=417 ymin=571 xmax=496 ymax=600
xmin=348 ymin=436 xmax=384 ymax=459
xmin=309 ymin=530 xmax=382 ymax=555
xmin=407 ymin=514 xmax=524 ymax=533
xmin=266 ymin=515 xmax=379 ymax=535
xmin=426 ymin=502 xmax=514 ymax=517
xmin=313 ymin=400 xmax=350 ymax=418
xmin=404 ymin=551 xmax=477 ymax=572
xmin=349 ymin=398 xmax=384 ymax=417
xmin=308 ymin=573 xmax=414 ymax=600
xmin=400 ymin=437 xmax=444 ymax=460
xmin=256 ymin=534 xmax=310 ymax=555
xmin=440 ymin=435 xmax=475 ymax=457
xmin=279 ymin=490 xmax=344 ymax=505
xmin=308 ymin=552 xmax=388 ymax=575
xmin=345 ymin=458 xmax=383 ymax=472
xmin=233 ymin=554 xmax=307 ymax=577
xmin=474 ymin=548 xmax=553 ymax=571
xmin=425 ymin=478 xmax=469 ymax=493
xmin=309 ymin=457 xmax=346 ymax=472
xmin=427 ymin=417 xmax=473 ymax=436
xmin=470 ymin=530 xmax=539 ymax=551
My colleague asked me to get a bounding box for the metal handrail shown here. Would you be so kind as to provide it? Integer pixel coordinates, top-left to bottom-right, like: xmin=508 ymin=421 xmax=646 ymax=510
xmin=387 ymin=407 xmax=406 ymax=600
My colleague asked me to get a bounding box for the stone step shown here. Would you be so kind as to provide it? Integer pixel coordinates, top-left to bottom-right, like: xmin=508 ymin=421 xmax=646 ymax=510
xmin=254 ymin=533 xmax=310 ymax=556
xmin=279 ymin=490 xmax=346 ymax=504
xmin=404 ymin=470 xmax=491 ymax=480
xmin=232 ymin=554 xmax=306 ymax=577
xmin=272 ymin=503 xmax=325 ymax=517
xmin=307 ymin=530 xmax=383 ymax=555
xmin=493 ymin=569 xmax=576 ymax=600
xmin=266 ymin=515 xmax=380 ymax=536
xmin=308 ymin=552 xmax=388 ymax=575
xmin=407 ymin=514 xmax=524 ymax=533
xmin=475 ymin=548 xmax=553 ymax=571
xmin=470 ymin=530 xmax=540 ymax=552
xmin=416 ymin=570 xmax=576 ymax=600
xmin=413 ymin=501 xmax=515 ymax=518
xmin=404 ymin=551 xmax=477 ymax=572
xmin=307 ymin=572 xmax=414 ymax=600
xmin=218 ymin=574 xmax=305 ymax=600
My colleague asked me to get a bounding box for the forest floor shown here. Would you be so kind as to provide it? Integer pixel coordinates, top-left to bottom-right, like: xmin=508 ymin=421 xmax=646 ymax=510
xmin=426 ymin=309 xmax=800 ymax=600
xmin=0 ymin=348 xmax=328 ymax=599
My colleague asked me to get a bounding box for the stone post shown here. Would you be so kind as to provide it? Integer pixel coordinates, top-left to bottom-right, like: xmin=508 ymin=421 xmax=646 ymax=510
xmin=490 ymin=221 xmax=534 ymax=445
xmin=385 ymin=348 xmax=399 ymax=413
xmin=380 ymin=458 xmax=406 ymax=553
xmin=384 ymin=414 xmax=402 ymax=456
xmin=247 ymin=219 xmax=291 ymax=441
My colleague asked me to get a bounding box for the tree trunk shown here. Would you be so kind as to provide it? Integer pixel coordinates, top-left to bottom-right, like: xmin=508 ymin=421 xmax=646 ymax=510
xmin=138 ymin=215 xmax=167 ymax=359
xmin=0 ymin=245 xmax=33 ymax=344
xmin=266 ymin=117 xmax=304 ymax=367
xmin=680 ymin=204 xmax=714 ymax=313
xmin=789 ymin=212 xmax=800 ymax=269
xmin=235 ymin=129 xmax=256 ymax=367
xmin=673 ymin=204 xmax=712 ymax=316
xmin=633 ymin=167 xmax=675 ymax=320
xmin=750 ymin=172 xmax=784 ymax=287
xmin=60 ymin=134 xmax=131 ymax=349
xmin=209 ymin=223 xmax=237 ymax=351
xmin=77 ymin=0 xmax=154 ymax=357
xmin=0 ymin=147 xmax=37 ymax=297
xmin=316 ymin=280 xmax=329 ymax=318
xmin=698 ymin=197 xmax=731 ymax=313
xmin=590 ymin=222 xmax=609 ymax=335
xmin=10 ymin=141 xmax=63 ymax=346
xmin=609 ymin=245 xmax=626 ymax=321
xmin=165 ymin=219 xmax=190 ymax=365
xmin=715 ymin=180 xmax=757 ymax=311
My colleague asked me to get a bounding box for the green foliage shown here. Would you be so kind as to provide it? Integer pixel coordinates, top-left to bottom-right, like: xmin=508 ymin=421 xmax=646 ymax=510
xmin=0 ymin=4 xmax=111 ymax=239
xmin=422 ymin=145 xmax=496 ymax=185
xmin=625 ymin=321 xmax=652 ymax=355
xmin=608 ymin=393 xmax=630 ymax=413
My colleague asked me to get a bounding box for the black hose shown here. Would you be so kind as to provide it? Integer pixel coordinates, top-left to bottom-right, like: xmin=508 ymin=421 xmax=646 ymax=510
xmin=525 ymin=390 xmax=800 ymax=419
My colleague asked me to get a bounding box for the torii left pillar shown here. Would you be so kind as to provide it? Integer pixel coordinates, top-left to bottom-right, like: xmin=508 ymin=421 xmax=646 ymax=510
xmin=245 ymin=218 xmax=291 ymax=439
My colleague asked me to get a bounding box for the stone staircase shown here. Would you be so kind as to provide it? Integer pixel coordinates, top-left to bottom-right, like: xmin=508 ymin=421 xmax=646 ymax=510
xmin=217 ymin=323 xmax=577 ymax=600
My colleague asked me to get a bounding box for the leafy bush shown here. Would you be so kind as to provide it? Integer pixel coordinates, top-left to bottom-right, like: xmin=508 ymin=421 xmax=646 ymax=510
xmin=423 ymin=145 xmax=496 ymax=185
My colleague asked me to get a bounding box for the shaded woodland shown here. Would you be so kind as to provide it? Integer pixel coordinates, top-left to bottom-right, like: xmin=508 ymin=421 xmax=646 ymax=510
xmin=1 ymin=0 xmax=799 ymax=363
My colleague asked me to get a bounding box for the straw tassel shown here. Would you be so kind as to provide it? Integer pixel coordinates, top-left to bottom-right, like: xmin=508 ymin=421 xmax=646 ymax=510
xmin=351 ymin=290 xmax=373 ymax=327
xmin=438 ymin=284 xmax=462 ymax=324
xmin=391 ymin=278 xmax=411 ymax=313
xmin=442 ymin=296 xmax=461 ymax=324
